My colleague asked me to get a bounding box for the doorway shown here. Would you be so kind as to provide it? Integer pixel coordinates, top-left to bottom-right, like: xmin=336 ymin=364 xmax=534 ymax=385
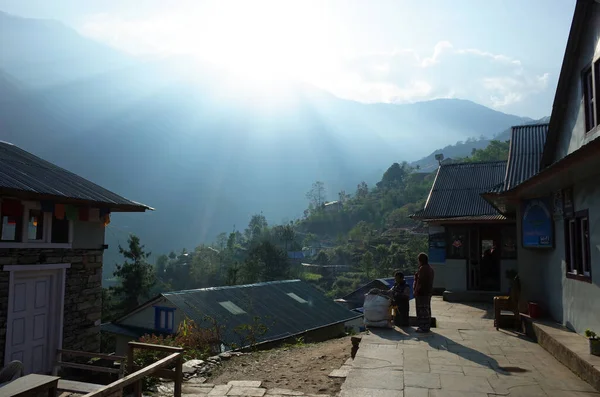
xmin=4 ymin=264 xmax=68 ymax=374
xmin=467 ymin=226 xmax=501 ymax=291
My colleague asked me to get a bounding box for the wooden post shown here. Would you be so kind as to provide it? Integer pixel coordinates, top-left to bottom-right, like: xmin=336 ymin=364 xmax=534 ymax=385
xmin=134 ymin=380 xmax=142 ymax=397
xmin=127 ymin=342 xmax=141 ymax=397
xmin=174 ymin=354 xmax=183 ymax=397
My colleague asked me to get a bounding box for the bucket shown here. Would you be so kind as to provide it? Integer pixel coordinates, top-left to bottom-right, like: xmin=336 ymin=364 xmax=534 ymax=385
xmin=528 ymin=302 xmax=541 ymax=318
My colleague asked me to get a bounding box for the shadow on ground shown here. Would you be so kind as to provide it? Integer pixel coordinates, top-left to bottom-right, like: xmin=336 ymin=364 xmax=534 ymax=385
xmin=367 ymin=327 xmax=532 ymax=375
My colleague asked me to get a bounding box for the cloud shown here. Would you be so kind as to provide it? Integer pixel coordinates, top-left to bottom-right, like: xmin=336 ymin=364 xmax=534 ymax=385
xmin=317 ymin=41 xmax=550 ymax=114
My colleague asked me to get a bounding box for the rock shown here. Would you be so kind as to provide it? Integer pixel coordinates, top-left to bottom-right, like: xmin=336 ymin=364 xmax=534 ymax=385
xmin=208 ymin=355 xmax=221 ymax=362
xmin=219 ymin=352 xmax=233 ymax=360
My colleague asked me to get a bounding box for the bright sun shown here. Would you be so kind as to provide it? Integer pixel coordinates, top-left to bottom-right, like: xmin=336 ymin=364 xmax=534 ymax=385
xmin=184 ymin=1 xmax=336 ymax=89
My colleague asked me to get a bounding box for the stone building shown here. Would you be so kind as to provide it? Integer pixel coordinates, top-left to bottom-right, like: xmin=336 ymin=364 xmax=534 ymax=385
xmin=0 ymin=141 xmax=150 ymax=374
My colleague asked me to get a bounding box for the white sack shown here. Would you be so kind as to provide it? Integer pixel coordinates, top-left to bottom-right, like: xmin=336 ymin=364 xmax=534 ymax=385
xmin=363 ymin=293 xmax=392 ymax=328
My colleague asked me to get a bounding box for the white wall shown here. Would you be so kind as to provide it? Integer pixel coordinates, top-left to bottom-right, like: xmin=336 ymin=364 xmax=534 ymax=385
xmin=120 ymin=297 xmax=180 ymax=330
xmin=553 ymin=4 xmax=600 ymax=163
xmin=516 ymin=174 xmax=600 ymax=334
xmin=72 ymin=220 xmax=105 ymax=249
xmin=444 ymin=259 xmax=467 ymax=292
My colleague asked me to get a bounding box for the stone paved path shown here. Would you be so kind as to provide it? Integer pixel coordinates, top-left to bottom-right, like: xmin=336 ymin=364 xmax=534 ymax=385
xmin=340 ymin=297 xmax=600 ymax=397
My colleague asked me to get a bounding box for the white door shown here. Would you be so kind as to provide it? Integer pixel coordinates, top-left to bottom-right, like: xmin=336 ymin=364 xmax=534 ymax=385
xmin=7 ymin=273 xmax=53 ymax=374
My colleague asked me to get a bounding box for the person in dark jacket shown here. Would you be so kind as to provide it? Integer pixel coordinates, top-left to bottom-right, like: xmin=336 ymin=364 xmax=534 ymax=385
xmin=389 ymin=270 xmax=411 ymax=327
xmin=413 ymin=252 xmax=434 ymax=333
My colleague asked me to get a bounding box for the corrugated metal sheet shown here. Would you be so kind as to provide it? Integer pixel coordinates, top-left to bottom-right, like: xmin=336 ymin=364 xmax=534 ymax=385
xmin=416 ymin=161 xmax=506 ymax=219
xmin=504 ymin=123 xmax=548 ymax=191
xmin=423 ymin=214 xmax=508 ymax=222
xmin=163 ymin=280 xmax=361 ymax=348
xmin=101 ymin=323 xmax=170 ymax=338
xmin=0 ymin=141 xmax=150 ymax=210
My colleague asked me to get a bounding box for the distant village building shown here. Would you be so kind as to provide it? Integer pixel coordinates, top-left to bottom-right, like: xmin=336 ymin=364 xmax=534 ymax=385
xmin=102 ymin=280 xmax=361 ymax=355
xmin=323 ymin=200 xmax=342 ymax=213
xmin=0 ymin=141 xmax=150 ymax=374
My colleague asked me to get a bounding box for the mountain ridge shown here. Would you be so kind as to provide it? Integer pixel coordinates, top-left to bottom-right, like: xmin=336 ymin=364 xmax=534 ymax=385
xmin=0 ymin=12 xmax=534 ymax=278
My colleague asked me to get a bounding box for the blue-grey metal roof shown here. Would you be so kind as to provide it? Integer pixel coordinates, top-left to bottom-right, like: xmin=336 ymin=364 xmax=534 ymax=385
xmin=162 ymin=280 xmax=361 ymax=349
xmin=414 ymin=161 xmax=506 ymax=220
xmin=0 ymin=141 xmax=151 ymax=211
xmin=101 ymin=323 xmax=170 ymax=338
xmin=503 ymin=123 xmax=548 ymax=191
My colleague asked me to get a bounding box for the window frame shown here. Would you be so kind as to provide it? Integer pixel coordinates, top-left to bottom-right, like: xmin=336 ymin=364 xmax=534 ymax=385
xmin=583 ymin=60 xmax=600 ymax=134
xmin=154 ymin=306 xmax=176 ymax=333
xmin=0 ymin=199 xmax=73 ymax=248
xmin=565 ymin=209 xmax=592 ymax=283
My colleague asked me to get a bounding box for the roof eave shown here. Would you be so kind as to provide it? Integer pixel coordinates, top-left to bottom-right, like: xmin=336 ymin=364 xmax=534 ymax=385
xmin=0 ymin=188 xmax=153 ymax=212
xmin=540 ymin=0 xmax=591 ymax=168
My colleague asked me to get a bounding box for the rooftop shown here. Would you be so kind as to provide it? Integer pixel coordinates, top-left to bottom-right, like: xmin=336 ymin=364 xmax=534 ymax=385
xmin=413 ymin=161 xmax=506 ymax=220
xmin=502 ymin=123 xmax=548 ymax=192
xmin=152 ymin=280 xmax=360 ymax=349
xmin=0 ymin=142 xmax=151 ymax=212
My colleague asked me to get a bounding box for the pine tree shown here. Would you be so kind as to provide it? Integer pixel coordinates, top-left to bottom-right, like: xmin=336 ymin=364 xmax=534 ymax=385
xmin=111 ymin=234 xmax=156 ymax=316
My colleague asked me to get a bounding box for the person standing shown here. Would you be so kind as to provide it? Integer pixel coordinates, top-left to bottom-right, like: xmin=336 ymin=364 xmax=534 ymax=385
xmin=389 ymin=270 xmax=411 ymax=327
xmin=413 ymin=252 xmax=434 ymax=333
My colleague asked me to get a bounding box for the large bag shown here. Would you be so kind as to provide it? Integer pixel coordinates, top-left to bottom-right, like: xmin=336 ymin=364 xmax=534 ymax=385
xmin=363 ymin=292 xmax=392 ymax=328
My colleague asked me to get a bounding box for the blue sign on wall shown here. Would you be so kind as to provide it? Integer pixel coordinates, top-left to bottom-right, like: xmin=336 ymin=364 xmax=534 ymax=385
xmin=522 ymin=198 xmax=554 ymax=248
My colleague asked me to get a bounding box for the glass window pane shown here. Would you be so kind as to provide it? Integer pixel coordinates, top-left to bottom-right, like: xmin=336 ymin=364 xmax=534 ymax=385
xmin=51 ymin=216 xmax=69 ymax=243
xmin=582 ymin=218 xmax=590 ymax=275
xmin=569 ymin=220 xmax=577 ymax=273
xmin=1 ymin=216 xmax=19 ymax=241
xmin=28 ymin=210 xmax=44 ymax=241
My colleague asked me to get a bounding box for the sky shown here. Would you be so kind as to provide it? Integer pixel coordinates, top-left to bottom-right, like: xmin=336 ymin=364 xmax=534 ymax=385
xmin=0 ymin=0 xmax=576 ymax=119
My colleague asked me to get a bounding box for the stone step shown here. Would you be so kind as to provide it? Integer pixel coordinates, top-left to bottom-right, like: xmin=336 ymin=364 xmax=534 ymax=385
xmin=521 ymin=314 xmax=600 ymax=392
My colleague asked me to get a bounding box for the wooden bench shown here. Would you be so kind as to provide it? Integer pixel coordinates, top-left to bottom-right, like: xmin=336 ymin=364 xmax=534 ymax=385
xmin=0 ymin=374 xmax=59 ymax=397
xmin=53 ymin=349 xmax=126 ymax=394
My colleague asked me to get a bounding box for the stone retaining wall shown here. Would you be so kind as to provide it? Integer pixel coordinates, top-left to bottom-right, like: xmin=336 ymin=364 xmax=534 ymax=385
xmin=0 ymin=248 xmax=104 ymax=361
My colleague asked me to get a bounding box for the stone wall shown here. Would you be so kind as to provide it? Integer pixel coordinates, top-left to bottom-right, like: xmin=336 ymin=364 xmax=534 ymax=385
xmin=0 ymin=248 xmax=104 ymax=361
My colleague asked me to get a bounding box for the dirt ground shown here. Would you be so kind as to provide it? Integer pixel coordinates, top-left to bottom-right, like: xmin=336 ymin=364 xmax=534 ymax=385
xmin=208 ymin=336 xmax=353 ymax=395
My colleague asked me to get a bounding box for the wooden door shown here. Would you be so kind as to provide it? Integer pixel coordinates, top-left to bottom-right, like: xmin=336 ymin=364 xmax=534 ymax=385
xmin=7 ymin=273 xmax=53 ymax=374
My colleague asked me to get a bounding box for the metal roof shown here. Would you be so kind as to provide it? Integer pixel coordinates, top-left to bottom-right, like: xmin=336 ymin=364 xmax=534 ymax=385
xmin=0 ymin=141 xmax=151 ymax=211
xmin=101 ymin=323 xmax=170 ymax=339
xmin=422 ymin=214 xmax=508 ymax=222
xmin=504 ymin=123 xmax=548 ymax=191
xmin=162 ymin=280 xmax=361 ymax=349
xmin=414 ymin=161 xmax=506 ymax=220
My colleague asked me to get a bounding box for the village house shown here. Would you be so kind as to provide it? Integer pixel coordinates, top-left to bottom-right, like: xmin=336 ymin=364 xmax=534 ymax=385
xmin=102 ymin=279 xmax=361 ymax=355
xmin=0 ymin=141 xmax=151 ymax=375
xmin=484 ymin=0 xmax=600 ymax=335
xmin=412 ymin=122 xmax=549 ymax=299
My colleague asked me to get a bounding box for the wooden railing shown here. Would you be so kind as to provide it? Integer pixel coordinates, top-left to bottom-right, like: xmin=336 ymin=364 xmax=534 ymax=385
xmin=82 ymin=342 xmax=184 ymax=397
xmin=53 ymin=349 xmax=126 ymax=378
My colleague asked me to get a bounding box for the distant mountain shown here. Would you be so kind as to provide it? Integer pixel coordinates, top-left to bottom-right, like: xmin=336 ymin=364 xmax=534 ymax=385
xmin=0 ymin=12 xmax=533 ymax=278
xmin=412 ymin=116 xmax=550 ymax=172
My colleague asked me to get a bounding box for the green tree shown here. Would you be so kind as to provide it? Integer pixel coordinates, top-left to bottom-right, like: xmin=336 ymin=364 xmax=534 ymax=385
xmin=377 ymin=162 xmax=409 ymax=190
xmin=244 ymin=241 xmax=290 ymax=281
xmin=245 ymin=213 xmax=268 ymax=243
xmin=374 ymin=244 xmax=390 ymax=277
xmin=306 ymin=181 xmax=327 ymax=208
xmin=360 ymin=251 xmax=374 ymax=279
xmin=111 ymin=235 xmax=156 ymax=316
xmin=315 ymin=250 xmax=331 ymax=266
xmin=463 ymin=140 xmax=510 ymax=162
xmin=356 ymin=181 xmax=369 ymax=200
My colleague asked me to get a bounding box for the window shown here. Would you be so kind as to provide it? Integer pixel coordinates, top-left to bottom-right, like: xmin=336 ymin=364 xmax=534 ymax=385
xmin=287 ymin=292 xmax=308 ymax=304
xmin=218 ymin=301 xmax=246 ymax=315
xmin=27 ymin=209 xmax=44 ymax=241
xmin=583 ymin=61 xmax=600 ymax=132
xmin=154 ymin=307 xmax=175 ymax=332
xmin=446 ymin=227 xmax=467 ymax=259
xmin=51 ymin=216 xmax=70 ymax=244
xmin=565 ymin=210 xmax=592 ymax=282
xmin=0 ymin=200 xmax=23 ymax=242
